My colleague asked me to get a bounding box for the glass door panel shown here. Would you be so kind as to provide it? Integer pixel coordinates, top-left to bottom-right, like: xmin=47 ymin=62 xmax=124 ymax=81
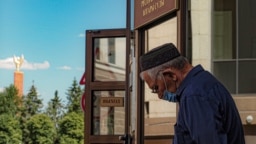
xmin=94 ymin=37 xmax=126 ymax=81
xmin=85 ymin=29 xmax=128 ymax=144
xmin=144 ymin=17 xmax=177 ymax=138
xmin=92 ymin=90 xmax=125 ymax=135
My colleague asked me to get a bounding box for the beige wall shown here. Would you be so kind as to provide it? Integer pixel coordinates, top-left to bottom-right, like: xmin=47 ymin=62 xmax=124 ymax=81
xmin=190 ymin=0 xmax=212 ymax=71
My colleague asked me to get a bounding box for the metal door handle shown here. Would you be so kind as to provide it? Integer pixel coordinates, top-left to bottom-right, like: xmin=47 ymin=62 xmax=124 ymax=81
xmin=119 ymin=134 xmax=132 ymax=144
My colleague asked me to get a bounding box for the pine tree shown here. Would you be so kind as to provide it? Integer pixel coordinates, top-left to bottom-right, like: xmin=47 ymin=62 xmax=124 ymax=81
xmin=24 ymin=84 xmax=43 ymax=116
xmin=66 ymin=78 xmax=83 ymax=113
xmin=19 ymin=84 xmax=43 ymax=144
xmin=45 ymin=90 xmax=64 ymax=143
xmin=46 ymin=90 xmax=64 ymax=126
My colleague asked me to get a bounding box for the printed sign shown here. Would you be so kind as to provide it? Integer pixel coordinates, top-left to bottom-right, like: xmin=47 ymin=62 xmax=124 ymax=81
xmin=100 ymin=97 xmax=124 ymax=107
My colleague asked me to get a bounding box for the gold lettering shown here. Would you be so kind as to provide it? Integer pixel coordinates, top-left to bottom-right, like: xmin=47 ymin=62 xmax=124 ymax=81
xmin=141 ymin=0 xmax=153 ymax=8
xmin=142 ymin=0 xmax=165 ymax=16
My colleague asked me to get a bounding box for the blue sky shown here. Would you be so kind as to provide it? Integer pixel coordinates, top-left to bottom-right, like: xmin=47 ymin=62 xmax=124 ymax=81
xmin=0 ymin=0 xmax=126 ymax=107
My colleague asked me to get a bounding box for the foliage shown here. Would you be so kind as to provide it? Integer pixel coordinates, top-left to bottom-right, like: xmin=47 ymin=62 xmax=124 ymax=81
xmin=0 ymin=114 xmax=22 ymax=144
xmin=59 ymin=135 xmax=80 ymax=144
xmin=19 ymin=84 xmax=43 ymax=143
xmin=45 ymin=90 xmax=64 ymax=125
xmin=0 ymin=84 xmax=21 ymax=116
xmin=59 ymin=112 xmax=84 ymax=144
xmin=66 ymin=78 xmax=83 ymax=114
xmin=23 ymin=84 xmax=43 ymax=116
xmin=0 ymin=79 xmax=85 ymax=143
xmin=45 ymin=90 xmax=65 ymax=143
xmin=25 ymin=114 xmax=56 ymax=144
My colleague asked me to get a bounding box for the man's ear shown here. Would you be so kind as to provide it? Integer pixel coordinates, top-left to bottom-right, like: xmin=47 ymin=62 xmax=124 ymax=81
xmin=162 ymin=68 xmax=175 ymax=78
xmin=172 ymin=74 xmax=177 ymax=82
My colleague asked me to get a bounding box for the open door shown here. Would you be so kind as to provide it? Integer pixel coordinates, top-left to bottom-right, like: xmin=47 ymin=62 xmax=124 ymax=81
xmin=85 ymin=29 xmax=133 ymax=144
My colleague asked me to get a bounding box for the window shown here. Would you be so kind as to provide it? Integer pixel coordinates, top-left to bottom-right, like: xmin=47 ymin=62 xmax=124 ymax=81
xmin=213 ymin=0 xmax=256 ymax=94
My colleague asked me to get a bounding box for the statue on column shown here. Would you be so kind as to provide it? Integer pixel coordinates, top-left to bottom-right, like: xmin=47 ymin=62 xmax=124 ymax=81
xmin=13 ymin=54 xmax=24 ymax=72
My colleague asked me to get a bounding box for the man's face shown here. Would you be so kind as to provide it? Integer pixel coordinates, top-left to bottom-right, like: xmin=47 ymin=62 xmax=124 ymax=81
xmin=142 ymin=71 xmax=176 ymax=99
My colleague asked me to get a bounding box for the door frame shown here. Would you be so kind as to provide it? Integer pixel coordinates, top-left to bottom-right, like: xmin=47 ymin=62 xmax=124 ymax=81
xmin=135 ymin=0 xmax=188 ymax=143
xmin=85 ymin=28 xmax=131 ymax=143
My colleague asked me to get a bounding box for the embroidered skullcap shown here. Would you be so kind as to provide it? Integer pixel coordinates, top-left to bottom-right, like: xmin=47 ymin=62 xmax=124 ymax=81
xmin=140 ymin=43 xmax=180 ymax=71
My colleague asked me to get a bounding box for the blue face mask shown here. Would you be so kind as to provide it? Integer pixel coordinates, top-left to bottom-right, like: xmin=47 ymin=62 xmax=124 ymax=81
xmin=163 ymin=90 xmax=177 ymax=102
xmin=161 ymin=73 xmax=178 ymax=103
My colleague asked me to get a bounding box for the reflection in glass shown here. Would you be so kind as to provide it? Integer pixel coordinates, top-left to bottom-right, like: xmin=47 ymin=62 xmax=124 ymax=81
xmin=94 ymin=37 xmax=126 ymax=81
xmin=213 ymin=0 xmax=256 ymax=94
xmin=213 ymin=0 xmax=236 ymax=60
xmin=238 ymin=0 xmax=256 ymax=59
xmin=144 ymin=17 xmax=177 ymax=136
xmin=214 ymin=60 xmax=256 ymax=94
xmin=92 ymin=91 xmax=125 ymax=135
xmin=213 ymin=11 xmax=234 ymax=59
xmin=213 ymin=61 xmax=236 ymax=94
xmin=238 ymin=61 xmax=256 ymax=93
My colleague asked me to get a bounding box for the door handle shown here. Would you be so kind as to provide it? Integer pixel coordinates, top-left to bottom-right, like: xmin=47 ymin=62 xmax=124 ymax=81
xmin=119 ymin=134 xmax=132 ymax=144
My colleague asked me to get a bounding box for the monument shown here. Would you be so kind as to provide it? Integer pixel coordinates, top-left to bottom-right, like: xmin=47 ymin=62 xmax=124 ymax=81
xmin=13 ymin=55 xmax=24 ymax=97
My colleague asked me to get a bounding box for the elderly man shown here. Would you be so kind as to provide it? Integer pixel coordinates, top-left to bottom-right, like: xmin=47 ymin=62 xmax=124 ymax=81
xmin=139 ymin=43 xmax=245 ymax=144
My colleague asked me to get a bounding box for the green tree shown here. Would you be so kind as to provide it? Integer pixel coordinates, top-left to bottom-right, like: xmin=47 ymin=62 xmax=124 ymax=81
xmin=45 ymin=90 xmax=64 ymax=125
xmin=0 ymin=84 xmax=21 ymax=116
xmin=25 ymin=114 xmax=56 ymax=144
xmin=58 ymin=112 xmax=84 ymax=144
xmin=66 ymin=78 xmax=83 ymax=113
xmin=0 ymin=114 xmax=22 ymax=144
xmin=24 ymin=84 xmax=43 ymax=116
xmin=0 ymin=85 xmax=22 ymax=143
xmin=19 ymin=84 xmax=43 ymax=143
xmin=45 ymin=90 xmax=64 ymax=143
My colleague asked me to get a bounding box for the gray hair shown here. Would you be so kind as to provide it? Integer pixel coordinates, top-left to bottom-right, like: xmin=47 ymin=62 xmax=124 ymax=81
xmin=140 ymin=55 xmax=189 ymax=80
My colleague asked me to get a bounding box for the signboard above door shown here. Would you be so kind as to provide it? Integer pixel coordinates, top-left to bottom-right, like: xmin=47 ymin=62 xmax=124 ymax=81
xmin=134 ymin=0 xmax=178 ymax=29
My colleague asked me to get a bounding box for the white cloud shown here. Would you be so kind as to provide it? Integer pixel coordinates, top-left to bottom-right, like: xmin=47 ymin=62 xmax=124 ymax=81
xmin=75 ymin=67 xmax=85 ymax=71
xmin=0 ymin=57 xmax=15 ymax=69
xmin=57 ymin=66 xmax=72 ymax=70
xmin=0 ymin=56 xmax=50 ymax=70
xmin=78 ymin=33 xmax=85 ymax=38
xmin=23 ymin=60 xmax=50 ymax=70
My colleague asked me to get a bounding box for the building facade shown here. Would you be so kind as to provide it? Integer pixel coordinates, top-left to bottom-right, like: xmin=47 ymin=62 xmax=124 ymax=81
xmin=84 ymin=0 xmax=256 ymax=143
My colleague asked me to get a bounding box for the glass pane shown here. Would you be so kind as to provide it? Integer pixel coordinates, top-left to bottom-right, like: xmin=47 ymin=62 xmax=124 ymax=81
xmin=238 ymin=61 xmax=256 ymax=93
xmin=213 ymin=61 xmax=236 ymax=93
xmin=92 ymin=91 xmax=125 ymax=135
xmin=238 ymin=0 xmax=256 ymax=59
xmin=144 ymin=17 xmax=177 ymax=137
xmin=94 ymin=37 xmax=126 ymax=81
xmin=213 ymin=0 xmax=236 ymax=60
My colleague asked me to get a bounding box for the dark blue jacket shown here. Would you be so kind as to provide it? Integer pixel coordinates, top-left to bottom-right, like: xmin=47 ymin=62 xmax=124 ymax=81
xmin=173 ymin=65 xmax=245 ymax=144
